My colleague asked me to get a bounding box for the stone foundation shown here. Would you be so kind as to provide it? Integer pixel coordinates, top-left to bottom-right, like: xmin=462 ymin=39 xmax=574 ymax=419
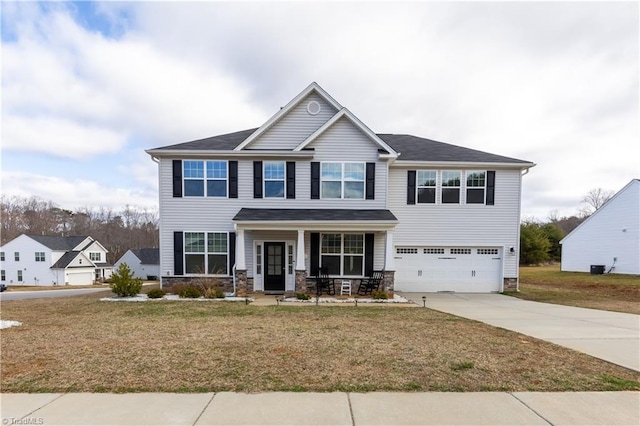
xmin=235 ymin=269 xmax=248 ymax=296
xmin=295 ymin=270 xmax=307 ymax=294
xmin=382 ymin=270 xmax=395 ymax=295
xmin=503 ymin=277 xmax=518 ymax=291
xmin=161 ymin=273 xmax=253 ymax=295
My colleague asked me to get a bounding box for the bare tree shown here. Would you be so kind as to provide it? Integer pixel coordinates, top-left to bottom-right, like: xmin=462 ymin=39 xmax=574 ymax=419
xmin=578 ymin=188 xmax=615 ymax=217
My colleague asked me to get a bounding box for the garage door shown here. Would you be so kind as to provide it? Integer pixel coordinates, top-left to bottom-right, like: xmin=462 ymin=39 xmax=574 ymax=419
xmin=65 ymin=271 xmax=94 ymax=285
xmin=394 ymin=247 xmax=503 ymax=293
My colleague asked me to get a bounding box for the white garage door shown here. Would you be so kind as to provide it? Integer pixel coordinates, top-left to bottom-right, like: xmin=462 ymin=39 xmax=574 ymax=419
xmin=65 ymin=271 xmax=94 ymax=285
xmin=395 ymin=247 xmax=503 ymax=293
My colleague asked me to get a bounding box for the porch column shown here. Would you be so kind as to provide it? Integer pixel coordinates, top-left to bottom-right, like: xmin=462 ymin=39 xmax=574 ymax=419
xmin=235 ymin=228 xmax=246 ymax=270
xmin=384 ymin=230 xmax=395 ymax=271
xmin=296 ymin=229 xmax=306 ymax=271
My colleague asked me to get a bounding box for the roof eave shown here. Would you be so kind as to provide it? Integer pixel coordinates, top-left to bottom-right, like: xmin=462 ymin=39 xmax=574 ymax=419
xmin=146 ymin=149 xmax=315 ymax=159
xmin=390 ymin=160 xmax=536 ymax=169
xmin=233 ymin=220 xmax=398 ymax=231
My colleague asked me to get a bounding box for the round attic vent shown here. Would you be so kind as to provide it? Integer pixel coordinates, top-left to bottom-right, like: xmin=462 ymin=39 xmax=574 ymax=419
xmin=307 ymin=100 xmax=321 ymax=115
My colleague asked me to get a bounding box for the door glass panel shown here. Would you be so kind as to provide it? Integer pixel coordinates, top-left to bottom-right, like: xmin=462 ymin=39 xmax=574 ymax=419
xmin=268 ymin=245 xmax=283 ymax=276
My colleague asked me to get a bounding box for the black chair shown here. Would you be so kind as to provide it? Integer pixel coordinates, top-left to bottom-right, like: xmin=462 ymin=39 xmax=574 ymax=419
xmin=315 ymin=267 xmax=335 ymax=296
xmin=357 ymin=270 xmax=384 ymax=295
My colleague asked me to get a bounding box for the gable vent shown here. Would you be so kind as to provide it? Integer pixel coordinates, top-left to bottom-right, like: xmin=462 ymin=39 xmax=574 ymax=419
xmin=307 ymin=101 xmax=321 ymax=115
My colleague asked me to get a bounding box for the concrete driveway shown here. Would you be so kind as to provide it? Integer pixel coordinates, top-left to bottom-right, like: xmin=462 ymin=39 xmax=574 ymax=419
xmin=400 ymin=293 xmax=640 ymax=371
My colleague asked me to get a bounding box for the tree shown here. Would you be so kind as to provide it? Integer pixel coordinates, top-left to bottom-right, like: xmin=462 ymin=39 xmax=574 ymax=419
xmin=110 ymin=262 xmax=143 ymax=297
xmin=520 ymin=221 xmax=551 ymax=265
xmin=579 ymin=188 xmax=614 ymax=217
xmin=540 ymin=223 xmax=564 ymax=261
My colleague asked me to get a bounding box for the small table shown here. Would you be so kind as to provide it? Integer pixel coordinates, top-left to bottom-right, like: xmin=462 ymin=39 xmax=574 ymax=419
xmin=340 ymin=280 xmax=352 ymax=296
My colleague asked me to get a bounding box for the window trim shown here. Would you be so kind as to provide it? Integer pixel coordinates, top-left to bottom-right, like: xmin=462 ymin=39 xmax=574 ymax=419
xmin=183 ymin=231 xmax=230 ymax=276
xmin=0 ymin=252 xmax=4 ymax=261
xmin=320 ymin=162 xmax=366 ymax=200
xmin=183 ymin=160 xmax=229 ymax=198
xmin=466 ymin=170 xmax=487 ymax=205
xmin=89 ymin=252 xmax=101 ymax=262
xmin=263 ymin=161 xmax=286 ymax=199
xmin=35 ymin=252 xmax=45 ymax=262
xmin=14 ymin=252 xmax=20 ymax=262
xmin=440 ymin=170 xmax=461 ymax=204
xmin=320 ymin=233 xmax=365 ymax=277
xmin=1 ymin=270 xmax=5 ymax=281
xmin=17 ymin=270 xmax=23 ymax=282
xmin=416 ymin=170 xmax=437 ymax=204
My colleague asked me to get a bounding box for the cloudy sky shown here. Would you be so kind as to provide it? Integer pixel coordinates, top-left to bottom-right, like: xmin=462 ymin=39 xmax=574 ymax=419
xmin=2 ymin=1 xmax=638 ymax=220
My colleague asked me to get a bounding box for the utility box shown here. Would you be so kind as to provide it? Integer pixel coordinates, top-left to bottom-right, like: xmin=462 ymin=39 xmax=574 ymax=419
xmin=590 ymin=265 xmax=605 ymax=275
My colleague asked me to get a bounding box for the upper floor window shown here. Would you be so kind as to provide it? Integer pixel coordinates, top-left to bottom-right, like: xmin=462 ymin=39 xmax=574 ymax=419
xmin=321 ymin=233 xmax=364 ymax=276
xmin=89 ymin=252 xmax=101 ymax=262
xmin=466 ymin=171 xmax=486 ymax=204
xmin=184 ymin=232 xmax=228 ymax=275
xmin=321 ymin=162 xmax=364 ymax=199
xmin=417 ymin=171 xmax=437 ymax=204
xmin=14 ymin=252 xmax=20 ymax=261
xmin=441 ymin=171 xmax=461 ymax=204
xmin=183 ymin=160 xmax=227 ymax=197
xmin=0 ymin=252 xmax=4 ymax=261
xmin=264 ymin=161 xmax=285 ymax=198
xmin=35 ymin=252 xmax=45 ymax=262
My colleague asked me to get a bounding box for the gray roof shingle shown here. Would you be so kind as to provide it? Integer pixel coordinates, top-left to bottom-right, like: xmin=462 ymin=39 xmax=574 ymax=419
xmin=27 ymin=235 xmax=89 ymax=251
xmin=233 ymin=208 xmax=398 ymax=222
xmin=152 ymin=129 xmax=258 ymax=151
xmin=131 ymin=248 xmax=160 ymax=265
xmin=51 ymin=251 xmax=81 ymax=269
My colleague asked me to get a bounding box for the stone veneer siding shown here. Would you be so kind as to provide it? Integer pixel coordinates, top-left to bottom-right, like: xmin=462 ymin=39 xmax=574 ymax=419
xmin=382 ymin=270 xmax=395 ymax=295
xmin=503 ymin=277 xmax=518 ymax=291
xmin=161 ymin=274 xmax=253 ymax=295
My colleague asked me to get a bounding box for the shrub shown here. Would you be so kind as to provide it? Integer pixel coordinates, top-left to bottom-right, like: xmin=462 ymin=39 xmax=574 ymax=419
xmin=146 ymin=288 xmax=166 ymax=299
xmin=371 ymin=290 xmax=389 ymax=300
xmin=178 ymin=286 xmax=202 ymax=298
xmin=296 ymin=293 xmax=311 ymax=300
xmin=201 ymin=286 xmax=225 ymax=299
xmin=110 ymin=263 xmax=143 ymax=297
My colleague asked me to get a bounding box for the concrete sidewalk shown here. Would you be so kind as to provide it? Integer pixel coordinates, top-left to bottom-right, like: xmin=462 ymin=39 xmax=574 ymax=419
xmin=401 ymin=293 xmax=640 ymax=371
xmin=1 ymin=391 xmax=638 ymax=425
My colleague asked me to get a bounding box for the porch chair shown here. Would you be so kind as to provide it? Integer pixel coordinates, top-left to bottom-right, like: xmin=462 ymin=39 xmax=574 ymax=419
xmin=357 ymin=270 xmax=384 ymax=296
xmin=315 ymin=267 xmax=335 ymax=296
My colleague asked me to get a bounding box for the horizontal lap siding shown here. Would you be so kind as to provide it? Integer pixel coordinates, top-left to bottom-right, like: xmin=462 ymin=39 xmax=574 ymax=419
xmin=388 ymin=167 xmax=522 ymax=278
xmin=248 ymin=93 xmax=338 ymax=150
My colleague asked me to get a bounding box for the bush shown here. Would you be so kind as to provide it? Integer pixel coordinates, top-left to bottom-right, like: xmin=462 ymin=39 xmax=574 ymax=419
xmin=201 ymin=286 xmax=225 ymax=299
xmin=110 ymin=263 xmax=143 ymax=297
xmin=146 ymin=288 xmax=166 ymax=299
xmin=178 ymin=286 xmax=202 ymax=298
xmin=371 ymin=290 xmax=389 ymax=300
xmin=296 ymin=293 xmax=311 ymax=300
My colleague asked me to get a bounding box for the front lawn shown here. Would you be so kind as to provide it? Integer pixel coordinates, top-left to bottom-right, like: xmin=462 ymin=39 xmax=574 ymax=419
xmin=510 ymin=265 xmax=640 ymax=314
xmin=1 ymin=295 xmax=638 ymax=393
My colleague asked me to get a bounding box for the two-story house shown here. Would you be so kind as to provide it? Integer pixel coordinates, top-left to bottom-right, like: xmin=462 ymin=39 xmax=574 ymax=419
xmin=0 ymin=234 xmax=112 ymax=286
xmin=146 ymin=83 xmax=534 ymax=295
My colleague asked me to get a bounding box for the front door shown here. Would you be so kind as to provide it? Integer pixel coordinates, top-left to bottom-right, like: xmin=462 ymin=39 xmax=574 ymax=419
xmin=264 ymin=242 xmax=286 ymax=293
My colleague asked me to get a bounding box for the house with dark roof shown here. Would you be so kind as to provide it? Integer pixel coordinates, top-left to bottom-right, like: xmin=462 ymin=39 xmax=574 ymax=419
xmin=0 ymin=234 xmax=112 ymax=286
xmin=146 ymin=82 xmax=535 ymax=294
xmin=114 ymin=248 xmax=160 ymax=280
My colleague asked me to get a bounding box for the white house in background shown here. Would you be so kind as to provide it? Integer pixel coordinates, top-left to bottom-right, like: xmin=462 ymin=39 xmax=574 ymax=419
xmin=561 ymin=179 xmax=640 ymax=275
xmin=114 ymin=248 xmax=160 ymax=280
xmin=146 ymin=82 xmax=535 ymax=294
xmin=0 ymin=235 xmax=113 ymax=286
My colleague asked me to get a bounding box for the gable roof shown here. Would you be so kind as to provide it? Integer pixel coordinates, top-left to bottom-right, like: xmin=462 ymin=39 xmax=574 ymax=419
xmin=560 ymin=179 xmax=640 ymax=244
xmin=234 ymin=82 xmax=343 ymax=151
xmin=150 ymin=129 xmax=257 ymax=152
xmin=131 ymin=248 xmax=160 ymax=265
xmin=26 ymin=235 xmax=89 ymax=251
xmin=51 ymin=251 xmax=83 ymax=269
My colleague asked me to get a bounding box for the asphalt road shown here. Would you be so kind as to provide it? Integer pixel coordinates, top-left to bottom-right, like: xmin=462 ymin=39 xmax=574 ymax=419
xmin=0 ymin=287 xmax=112 ymax=301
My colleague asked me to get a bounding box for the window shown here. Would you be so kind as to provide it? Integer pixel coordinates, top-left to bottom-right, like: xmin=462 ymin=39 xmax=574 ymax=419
xmin=478 ymin=248 xmax=499 ymax=255
xmin=424 ymin=248 xmax=445 ymax=254
xmin=17 ymin=270 xmax=23 ymax=282
xmin=288 ymin=244 xmax=294 ymax=274
xmin=256 ymin=245 xmax=262 ymax=275
xmin=14 ymin=252 xmax=20 ymax=261
xmin=89 ymin=252 xmax=101 ymax=262
xmin=1 ymin=270 xmax=5 ymax=281
xmin=450 ymin=248 xmax=471 ymax=255
xmin=397 ymin=248 xmax=418 ymax=254
xmin=321 ymin=233 xmax=364 ymax=276
xmin=184 ymin=232 xmax=228 ymax=274
xmin=417 ymin=171 xmax=437 ymax=203
xmin=321 ymin=162 xmax=365 ymax=199
xmin=264 ymin=161 xmax=285 ymax=198
xmin=183 ymin=160 xmax=227 ymax=197
xmin=466 ymin=171 xmax=486 ymax=204
xmin=441 ymin=171 xmax=461 ymax=203
xmin=0 ymin=252 xmax=4 ymax=261
xmin=35 ymin=252 xmax=45 ymax=262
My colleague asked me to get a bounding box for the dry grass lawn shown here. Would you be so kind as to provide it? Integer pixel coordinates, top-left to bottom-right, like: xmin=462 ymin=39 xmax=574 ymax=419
xmin=512 ymin=265 xmax=640 ymax=314
xmin=1 ymin=293 xmax=638 ymax=393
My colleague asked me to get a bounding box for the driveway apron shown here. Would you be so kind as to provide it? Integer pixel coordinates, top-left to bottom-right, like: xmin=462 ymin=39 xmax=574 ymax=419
xmin=401 ymin=293 xmax=640 ymax=371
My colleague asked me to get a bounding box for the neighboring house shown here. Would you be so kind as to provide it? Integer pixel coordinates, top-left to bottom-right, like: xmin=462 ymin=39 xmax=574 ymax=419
xmin=146 ymin=82 xmax=534 ymax=294
xmin=114 ymin=248 xmax=160 ymax=280
xmin=0 ymin=235 xmax=113 ymax=286
xmin=561 ymin=179 xmax=640 ymax=275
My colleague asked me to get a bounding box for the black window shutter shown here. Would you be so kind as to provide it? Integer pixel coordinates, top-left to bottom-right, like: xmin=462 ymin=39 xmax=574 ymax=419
xmin=486 ymin=171 xmax=496 ymax=205
xmin=229 ymin=232 xmax=236 ymax=274
xmin=172 ymin=160 xmax=182 ymax=197
xmin=407 ymin=170 xmax=416 ymax=205
xmin=228 ymin=161 xmax=238 ymax=199
xmin=310 ymin=162 xmax=320 ymax=199
xmin=253 ymin=161 xmax=263 ymax=198
xmin=366 ymin=162 xmax=375 ymax=200
xmin=286 ymin=161 xmax=296 ymax=199
xmin=310 ymin=232 xmax=320 ymax=276
xmin=364 ymin=233 xmax=374 ymax=276
xmin=173 ymin=231 xmax=183 ymax=275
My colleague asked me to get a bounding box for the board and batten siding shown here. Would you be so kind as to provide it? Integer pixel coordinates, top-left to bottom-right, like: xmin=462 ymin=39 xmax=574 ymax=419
xmin=387 ymin=167 xmax=523 ymax=279
xmin=247 ymin=93 xmax=338 ymax=150
xmin=561 ymin=181 xmax=640 ymax=274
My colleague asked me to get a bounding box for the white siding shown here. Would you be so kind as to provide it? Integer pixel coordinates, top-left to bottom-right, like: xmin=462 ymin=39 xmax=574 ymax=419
xmin=248 ymin=93 xmax=338 ymax=150
xmin=0 ymin=235 xmax=58 ymax=286
xmin=388 ymin=167 xmax=523 ymax=280
xmin=115 ymin=251 xmax=150 ymax=279
xmin=561 ymin=180 xmax=640 ymax=274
